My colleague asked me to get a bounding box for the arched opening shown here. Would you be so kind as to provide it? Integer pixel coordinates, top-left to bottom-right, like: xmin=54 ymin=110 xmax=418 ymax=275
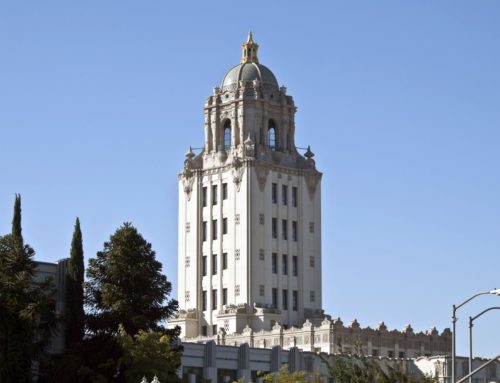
xmin=268 ymin=119 xmax=277 ymax=151
xmin=223 ymin=120 xmax=231 ymax=150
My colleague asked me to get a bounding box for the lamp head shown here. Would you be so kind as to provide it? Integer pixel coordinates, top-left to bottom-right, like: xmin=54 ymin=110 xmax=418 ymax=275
xmin=489 ymin=288 xmax=500 ymax=296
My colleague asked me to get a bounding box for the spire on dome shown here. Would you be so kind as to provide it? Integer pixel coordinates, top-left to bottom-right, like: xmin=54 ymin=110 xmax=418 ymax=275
xmin=241 ymin=31 xmax=259 ymax=64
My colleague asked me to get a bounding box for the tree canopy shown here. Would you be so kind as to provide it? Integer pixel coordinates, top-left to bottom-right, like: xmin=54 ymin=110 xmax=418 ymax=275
xmin=85 ymin=222 xmax=178 ymax=335
xmin=0 ymin=195 xmax=56 ymax=382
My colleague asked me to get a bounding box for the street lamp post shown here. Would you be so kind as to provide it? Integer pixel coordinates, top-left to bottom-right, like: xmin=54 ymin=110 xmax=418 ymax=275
xmin=451 ymin=289 xmax=500 ymax=383
xmin=468 ymin=307 xmax=500 ymax=383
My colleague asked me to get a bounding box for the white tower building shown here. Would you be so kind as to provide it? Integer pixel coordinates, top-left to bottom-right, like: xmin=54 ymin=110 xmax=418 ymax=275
xmin=170 ymin=34 xmax=324 ymax=339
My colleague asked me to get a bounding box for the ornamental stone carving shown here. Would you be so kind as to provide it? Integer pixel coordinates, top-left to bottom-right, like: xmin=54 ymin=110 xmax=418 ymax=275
xmin=181 ymin=158 xmax=196 ymax=201
xmin=231 ymin=156 xmax=244 ymax=191
xmin=304 ymin=169 xmax=321 ymax=200
xmin=243 ymin=134 xmax=255 ymax=158
xmin=254 ymin=162 xmax=270 ymax=192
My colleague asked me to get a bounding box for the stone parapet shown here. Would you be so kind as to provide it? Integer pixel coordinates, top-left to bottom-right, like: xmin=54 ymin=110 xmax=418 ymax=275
xmin=183 ymin=317 xmax=451 ymax=359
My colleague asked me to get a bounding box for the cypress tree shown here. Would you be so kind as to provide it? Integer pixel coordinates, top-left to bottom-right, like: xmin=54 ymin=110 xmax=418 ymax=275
xmin=65 ymin=217 xmax=85 ymax=350
xmin=12 ymin=193 xmax=23 ymax=246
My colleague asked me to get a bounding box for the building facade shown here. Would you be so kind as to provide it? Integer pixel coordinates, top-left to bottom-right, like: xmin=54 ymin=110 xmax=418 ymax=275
xmin=169 ymin=34 xmax=452 ymax=362
xmin=34 ymin=259 xmax=68 ymax=354
xmin=180 ymin=342 xmax=498 ymax=383
xmin=170 ymin=33 xmax=323 ymax=338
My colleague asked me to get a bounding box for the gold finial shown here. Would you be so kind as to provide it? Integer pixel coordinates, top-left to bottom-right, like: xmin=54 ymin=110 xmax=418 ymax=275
xmin=241 ymin=31 xmax=259 ymax=64
xmin=247 ymin=31 xmax=254 ymax=43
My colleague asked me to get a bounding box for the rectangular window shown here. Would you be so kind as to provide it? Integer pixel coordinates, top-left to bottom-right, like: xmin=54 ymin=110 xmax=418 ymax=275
xmin=310 ymin=256 xmax=315 ymax=267
xmin=282 ymin=289 xmax=288 ymax=310
xmin=292 ymin=290 xmax=298 ymax=311
xmin=223 ymin=217 xmax=228 ymax=235
xmin=223 ymin=288 xmax=228 ymax=305
xmin=292 ymin=186 xmax=297 ymax=207
xmin=222 ymin=252 xmax=228 ymax=270
xmin=271 ymin=183 xmax=277 ymax=204
xmin=202 ymin=325 xmax=207 ymax=336
xmin=282 ymin=254 xmax=288 ymax=275
xmin=212 ymin=325 xmax=217 ymax=335
xmin=212 ymin=219 xmax=217 ymax=240
xmin=292 ymin=221 xmax=298 ymax=241
xmin=202 ymin=186 xmax=207 ymax=207
xmin=310 ymin=290 xmax=315 ymax=302
xmin=202 ymin=221 xmax=207 ymax=242
xmin=212 ymin=254 xmax=217 ymax=275
xmin=272 ymin=288 xmax=277 ymax=308
xmin=202 ymin=256 xmax=207 ymax=276
xmin=222 ymin=183 xmax=228 ymax=200
xmin=282 ymin=219 xmax=287 ymax=240
xmin=272 ymin=253 xmax=277 ymax=274
xmin=212 ymin=289 xmax=217 ymax=310
xmin=292 ymin=255 xmax=298 ymax=276
xmin=212 ymin=185 xmax=218 ymax=205
xmin=202 ymin=290 xmax=207 ymax=311
xmin=282 ymin=185 xmax=287 ymax=205
xmin=272 ymin=218 xmax=277 ymax=239
xmin=259 ymin=284 xmax=265 ymax=296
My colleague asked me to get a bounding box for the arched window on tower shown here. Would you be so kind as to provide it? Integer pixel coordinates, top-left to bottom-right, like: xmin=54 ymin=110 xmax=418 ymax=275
xmin=268 ymin=119 xmax=277 ymax=151
xmin=224 ymin=120 xmax=231 ymax=150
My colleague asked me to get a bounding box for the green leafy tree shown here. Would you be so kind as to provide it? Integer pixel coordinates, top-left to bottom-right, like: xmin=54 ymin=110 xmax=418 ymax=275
xmin=116 ymin=325 xmax=182 ymax=383
xmin=0 ymin=195 xmax=56 ymax=382
xmin=257 ymin=365 xmax=323 ymax=383
xmin=65 ymin=217 xmax=85 ymax=351
xmin=321 ymin=351 xmax=437 ymax=383
xmin=85 ymin=222 xmax=178 ymax=335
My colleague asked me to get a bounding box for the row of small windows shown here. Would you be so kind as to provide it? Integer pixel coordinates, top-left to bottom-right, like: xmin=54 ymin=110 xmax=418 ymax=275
xmin=202 ymin=288 xmax=299 ymax=312
xmin=271 ymin=254 xmax=298 ymax=276
xmin=272 ymin=184 xmax=298 ymax=207
xmin=202 ymin=288 xmax=228 ymax=311
xmin=202 ymin=183 xmax=228 ymax=207
xmin=202 ymin=217 xmax=297 ymax=241
xmin=197 ymin=252 xmax=313 ymax=274
xmin=271 ymin=219 xmax=298 ymax=241
xmin=271 ymin=288 xmax=299 ymax=311
xmin=202 ymin=253 xmax=228 ymax=276
xmin=202 ymin=218 xmax=228 ymax=241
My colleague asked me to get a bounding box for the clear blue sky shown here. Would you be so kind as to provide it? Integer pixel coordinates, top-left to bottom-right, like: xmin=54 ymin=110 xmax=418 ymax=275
xmin=1 ymin=1 xmax=499 ymax=357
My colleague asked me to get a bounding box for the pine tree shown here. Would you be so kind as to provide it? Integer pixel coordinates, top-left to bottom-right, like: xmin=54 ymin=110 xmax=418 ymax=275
xmin=0 ymin=195 xmax=56 ymax=382
xmin=65 ymin=217 xmax=85 ymax=351
xmin=85 ymin=222 xmax=178 ymax=336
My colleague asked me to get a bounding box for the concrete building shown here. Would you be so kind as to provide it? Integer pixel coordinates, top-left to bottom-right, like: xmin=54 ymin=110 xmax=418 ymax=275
xmin=168 ymin=33 xmax=452 ymax=360
xmin=34 ymin=259 xmax=68 ymax=354
xmin=170 ymin=32 xmax=323 ymax=338
xmin=414 ymin=355 xmax=500 ymax=383
xmin=179 ymin=341 xmax=499 ymax=383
